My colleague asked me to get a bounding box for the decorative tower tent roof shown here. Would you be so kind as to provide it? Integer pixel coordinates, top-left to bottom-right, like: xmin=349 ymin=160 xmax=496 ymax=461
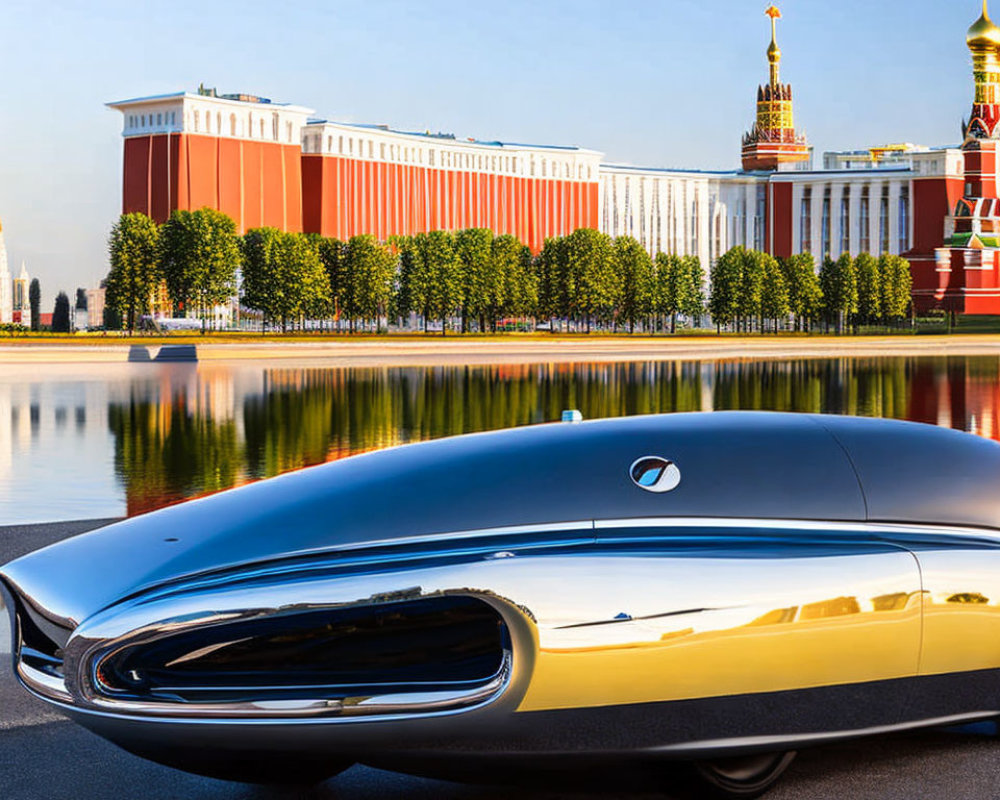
xmin=920 ymin=0 xmax=1000 ymax=315
xmin=964 ymin=0 xmax=1000 ymax=139
xmin=741 ymin=5 xmax=812 ymax=172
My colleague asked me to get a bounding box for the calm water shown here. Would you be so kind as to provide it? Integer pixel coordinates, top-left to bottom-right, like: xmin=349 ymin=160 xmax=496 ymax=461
xmin=1 ymin=356 xmax=998 ymax=524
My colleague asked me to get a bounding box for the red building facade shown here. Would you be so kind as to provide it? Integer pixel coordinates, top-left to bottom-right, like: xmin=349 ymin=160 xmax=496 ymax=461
xmin=109 ymin=93 xmax=601 ymax=252
xmin=299 ymin=122 xmax=600 ymax=253
xmin=108 ymin=93 xmax=313 ymax=233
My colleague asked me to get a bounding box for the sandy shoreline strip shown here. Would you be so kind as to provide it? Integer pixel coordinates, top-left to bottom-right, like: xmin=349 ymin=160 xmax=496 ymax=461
xmin=0 ymin=335 xmax=999 ymax=366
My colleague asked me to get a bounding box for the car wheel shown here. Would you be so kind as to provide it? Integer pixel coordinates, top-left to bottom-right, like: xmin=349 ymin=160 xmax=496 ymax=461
xmin=690 ymin=751 xmax=796 ymax=799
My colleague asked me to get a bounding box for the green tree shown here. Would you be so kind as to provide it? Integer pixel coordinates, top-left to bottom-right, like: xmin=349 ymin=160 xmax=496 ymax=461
xmin=655 ymin=253 xmax=681 ymax=333
xmin=819 ymin=254 xmax=858 ymax=333
xmin=536 ymin=237 xmax=568 ymax=328
xmin=855 ymin=252 xmax=882 ymax=324
xmin=344 ymin=235 xmax=395 ymax=332
xmin=737 ymin=249 xmax=765 ymax=331
xmin=296 ymin=235 xmax=334 ymax=327
xmin=28 ymin=278 xmax=40 ymax=332
xmin=781 ymin=253 xmax=823 ymax=332
xmin=240 ymin=227 xmax=283 ymax=331
xmin=394 ymin=235 xmax=429 ymax=329
xmin=879 ymin=254 xmax=913 ymax=324
xmin=106 ymin=212 xmax=161 ymax=331
xmin=316 ymin=237 xmax=346 ymax=328
xmin=760 ymin=253 xmax=790 ymax=332
xmin=52 ymin=292 xmax=71 ymax=333
xmin=424 ymin=231 xmax=463 ymax=335
xmin=160 ymin=208 xmax=240 ymax=330
xmin=399 ymin=231 xmax=462 ymax=334
xmin=709 ymin=247 xmax=745 ymax=331
xmin=614 ymin=236 xmax=654 ymax=333
xmin=564 ymin=228 xmax=619 ymax=332
xmin=678 ymin=255 xmax=706 ymax=327
xmin=455 ymin=228 xmax=495 ymax=332
xmin=492 ymin=235 xmax=537 ymax=326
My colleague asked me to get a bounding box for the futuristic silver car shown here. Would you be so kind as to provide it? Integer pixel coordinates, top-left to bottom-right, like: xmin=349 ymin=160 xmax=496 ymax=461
xmin=4 ymin=412 xmax=1000 ymax=798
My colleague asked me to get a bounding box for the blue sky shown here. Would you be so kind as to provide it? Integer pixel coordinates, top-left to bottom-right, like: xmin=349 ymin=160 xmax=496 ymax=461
xmin=0 ymin=0 xmax=981 ymax=306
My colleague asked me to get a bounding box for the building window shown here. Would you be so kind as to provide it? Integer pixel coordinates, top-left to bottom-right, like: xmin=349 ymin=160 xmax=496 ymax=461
xmin=714 ymin=207 xmax=723 ymax=260
xmin=859 ymin=186 xmax=871 ymax=252
xmin=272 ymin=113 xmax=279 ymax=141
xmin=260 ymin=119 xmax=265 ymax=139
xmin=217 ymin=112 xmax=222 ymax=134
xmin=800 ymin=187 xmax=812 ymax=253
xmin=338 ymin=136 xmax=344 ymax=154
xmin=879 ymin=185 xmax=890 ymax=254
xmin=898 ymin=186 xmax=910 ymax=252
xmin=156 ymin=113 xmax=162 ymax=126
xmin=248 ymin=113 xmax=253 ymax=137
xmin=230 ymin=114 xmax=237 ymax=136
xmin=821 ymin=186 xmax=832 ymax=258
xmin=287 ymin=121 xmax=293 ymax=143
xmin=754 ymin=184 xmax=766 ymax=250
xmin=193 ymin=111 xmax=199 ymax=132
xmin=840 ymin=195 xmax=850 ymax=254
xmin=691 ymin=190 xmax=699 ymax=255
xmin=369 ymin=141 xmax=374 ymax=158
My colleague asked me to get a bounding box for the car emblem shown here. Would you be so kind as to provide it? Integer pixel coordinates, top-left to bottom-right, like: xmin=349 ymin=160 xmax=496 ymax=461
xmin=629 ymin=456 xmax=681 ymax=493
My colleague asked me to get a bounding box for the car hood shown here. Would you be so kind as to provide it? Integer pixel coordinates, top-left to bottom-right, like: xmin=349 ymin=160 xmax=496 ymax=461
xmin=3 ymin=411 xmax=998 ymax=629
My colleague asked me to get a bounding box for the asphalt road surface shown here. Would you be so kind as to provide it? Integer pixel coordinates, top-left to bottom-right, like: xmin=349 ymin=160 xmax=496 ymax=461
xmin=3 ymin=521 xmax=1000 ymax=800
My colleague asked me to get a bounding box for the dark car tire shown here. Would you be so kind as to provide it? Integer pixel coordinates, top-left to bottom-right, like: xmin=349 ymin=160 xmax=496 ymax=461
xmin=690 ymin=751 xmax=797 ymax=799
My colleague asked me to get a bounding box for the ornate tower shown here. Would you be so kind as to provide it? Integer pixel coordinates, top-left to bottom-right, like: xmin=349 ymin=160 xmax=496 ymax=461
xmin=741 ymin=6 xmax=811 ymax=172
xmin=926 ymin=1 xmax=1000 ymax=315
xmin=964 ymin=0 xmax=1000 ymax=140
xmin=13 ymin=262 xmax=30 ymax=328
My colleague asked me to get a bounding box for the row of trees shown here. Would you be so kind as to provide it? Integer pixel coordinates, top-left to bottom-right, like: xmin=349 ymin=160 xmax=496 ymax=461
xmin=709 ymin=248 xmax=913 ymax=333
xmin=107 ymin=210 xmax=238 ymax=331
xmin=105 ymin=211 xmax=707 ymax=333
xmin=105 ymin=209 xmax=912 ymax=334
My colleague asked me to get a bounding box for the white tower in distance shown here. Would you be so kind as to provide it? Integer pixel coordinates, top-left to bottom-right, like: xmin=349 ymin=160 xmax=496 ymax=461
xmin=0 ymin=221 xmax=12 ymax=325
xmin=13 ymin=261 xmax=30 ymax=328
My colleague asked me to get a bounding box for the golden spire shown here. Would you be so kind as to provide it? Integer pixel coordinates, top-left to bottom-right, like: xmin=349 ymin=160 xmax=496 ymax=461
xmin=968 ymin=0 xmax=1000 ymax=51
xmin=766 ymin=5 xmax=782 ymax=87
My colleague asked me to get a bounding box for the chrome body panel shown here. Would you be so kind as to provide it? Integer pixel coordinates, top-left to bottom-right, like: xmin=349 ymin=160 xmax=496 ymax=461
xmin=4 ymin=412 xmax=1000 ymax=770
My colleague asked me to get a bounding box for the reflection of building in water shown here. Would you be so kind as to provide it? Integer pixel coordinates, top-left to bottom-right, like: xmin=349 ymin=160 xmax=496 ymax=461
xmin=906 ymin=357 xmax=1000 ymax=443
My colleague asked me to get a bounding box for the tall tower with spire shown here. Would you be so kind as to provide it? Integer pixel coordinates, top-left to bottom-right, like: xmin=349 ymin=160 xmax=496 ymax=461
xmin=924 ymin=1 xmax=1000 ymax=315
xmin=741 ymin=6 xmax=811 ymax=172
xmin=0 ymin=221 xmax=11 ymax=325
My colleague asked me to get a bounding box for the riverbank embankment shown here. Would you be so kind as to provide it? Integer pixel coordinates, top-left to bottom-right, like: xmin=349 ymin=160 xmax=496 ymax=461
xmin=1 ymin=335 xmax=1000 ymax=367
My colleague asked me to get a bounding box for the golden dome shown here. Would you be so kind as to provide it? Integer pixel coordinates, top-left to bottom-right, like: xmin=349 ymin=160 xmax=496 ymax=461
xmin=968 ymin=1 xmax=1000 ymax=51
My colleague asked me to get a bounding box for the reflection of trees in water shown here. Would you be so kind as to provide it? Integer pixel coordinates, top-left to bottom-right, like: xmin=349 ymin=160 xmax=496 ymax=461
xmin=109 ymin=396 xmax=241 ymax=515
xmin=108 ymin=357 xmax=998 ymax=516
xmin=712 ymin=359 xmax=909 ymax=420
